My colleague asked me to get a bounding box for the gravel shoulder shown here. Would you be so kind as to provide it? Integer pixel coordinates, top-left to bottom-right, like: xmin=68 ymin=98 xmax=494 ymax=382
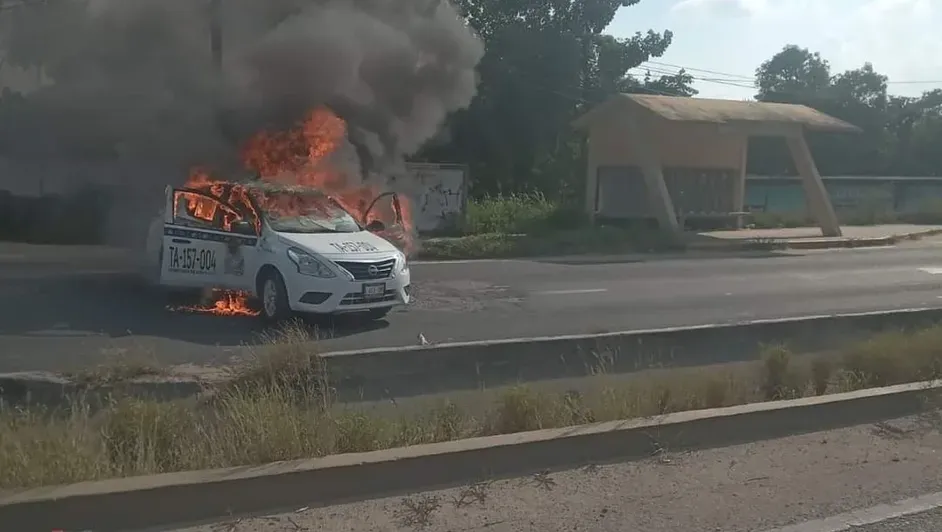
xmin=172 ymin=415 xmax=942 ymax=532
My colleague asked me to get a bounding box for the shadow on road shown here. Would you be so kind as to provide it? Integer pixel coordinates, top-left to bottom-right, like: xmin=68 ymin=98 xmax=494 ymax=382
xmin=0 ymin=269 xmax=390 ymax=348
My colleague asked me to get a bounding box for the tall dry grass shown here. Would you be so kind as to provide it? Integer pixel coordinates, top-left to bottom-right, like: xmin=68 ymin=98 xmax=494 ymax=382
xmin=3 ymin=322 xmax=942 ymax=491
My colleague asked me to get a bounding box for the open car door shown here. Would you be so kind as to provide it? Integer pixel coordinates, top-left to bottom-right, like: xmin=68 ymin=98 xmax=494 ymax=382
xmin=159 ymin=188 xmax=258 ymax=290
xmin=362 ymin=191 xmax=408 ymax=250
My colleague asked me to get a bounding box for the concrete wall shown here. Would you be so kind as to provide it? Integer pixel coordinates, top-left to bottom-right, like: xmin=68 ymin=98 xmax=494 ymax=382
xmin=587 ymin=107 xmax=745 ymax=170
xmin=746 ymin=176 xmax=942 ymax=215
xmin=599 ymin=174 xmax=942 ymax=220
xmin=399 ymin=162 xmax=468 ymax=233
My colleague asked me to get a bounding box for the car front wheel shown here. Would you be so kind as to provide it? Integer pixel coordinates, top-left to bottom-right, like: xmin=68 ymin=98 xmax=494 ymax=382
xmin=259 ymin=270 xmax=292 ymax=323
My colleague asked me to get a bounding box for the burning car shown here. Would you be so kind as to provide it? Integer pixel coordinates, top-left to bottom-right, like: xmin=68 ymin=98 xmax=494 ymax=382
xmin=143 ymin=178 xmax=411 ymax=322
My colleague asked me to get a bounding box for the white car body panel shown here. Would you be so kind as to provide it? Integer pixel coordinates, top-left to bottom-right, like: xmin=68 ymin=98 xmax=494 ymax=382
xmin=144 ymin=184 xmax=411 ymax=315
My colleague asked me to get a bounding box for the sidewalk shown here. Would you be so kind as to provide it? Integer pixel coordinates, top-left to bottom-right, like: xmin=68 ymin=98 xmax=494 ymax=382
xmin=173 ymin=415 xmax=942 ymax=532
xmin=698 ymin=224 xmax=942 ymax=250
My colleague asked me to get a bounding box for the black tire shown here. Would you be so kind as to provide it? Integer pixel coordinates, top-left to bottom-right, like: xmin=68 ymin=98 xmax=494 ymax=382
xmin=365 ymin=307 xmax=392 ymax=320
xmin=258 ymin=269 xmax=293 ymax=324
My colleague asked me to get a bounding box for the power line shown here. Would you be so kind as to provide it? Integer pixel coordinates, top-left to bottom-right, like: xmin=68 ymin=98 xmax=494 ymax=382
xmin=645 ymin=59 xmax=942 ymax=86
xmin=645 ymin=60 xmax=754 ymax=82
xmin=633 ymin=65 xmax=755 ymax=90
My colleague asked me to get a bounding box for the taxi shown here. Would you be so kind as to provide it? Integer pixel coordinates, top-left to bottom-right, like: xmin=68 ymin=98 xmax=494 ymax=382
xmin=143 ymin=181 xmax=410 ymax=322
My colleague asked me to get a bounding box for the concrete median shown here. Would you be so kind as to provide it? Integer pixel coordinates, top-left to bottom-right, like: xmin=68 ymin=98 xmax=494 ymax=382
xmin=2 ymin=380 xmax=939 ymax=532
xmin=322 ymin=307 xmax=942 ymax=401
xmin=3 ymin=308 xmax=942 ymax=408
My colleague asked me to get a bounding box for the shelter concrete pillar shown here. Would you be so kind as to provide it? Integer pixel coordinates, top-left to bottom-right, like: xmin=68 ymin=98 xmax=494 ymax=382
xmin=786 ymin=133 xmax=842 ymax=237
xmin=732 ymin=134 xmax=748 ymax=229
xmin=584 ymin=135 xmax=599 ymax=223
xmin=626 ymin=115 xmax=681 ymax=235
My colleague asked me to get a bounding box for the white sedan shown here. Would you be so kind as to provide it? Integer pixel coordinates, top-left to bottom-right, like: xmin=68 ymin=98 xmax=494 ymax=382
xmin=143 ymin=180 xmax=411 ymax=322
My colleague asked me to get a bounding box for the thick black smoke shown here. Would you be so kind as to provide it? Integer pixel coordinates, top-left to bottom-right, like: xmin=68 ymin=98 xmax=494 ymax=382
xmin=223 ymin=0 xmax=483 ymax=178
xmin=4 ymin=0 xmax=483 ymax=180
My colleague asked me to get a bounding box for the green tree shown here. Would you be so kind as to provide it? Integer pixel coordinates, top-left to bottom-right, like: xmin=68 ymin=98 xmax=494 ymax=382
xmin=887 ymin=90 xmax=942 ymax=175
xmin=751 ymin=46 xmax=896 ymax=176
xmin=436 ymin=0 xmax=681 ymax=197
xmin=755 ymin=44 xmax=831 ymax=103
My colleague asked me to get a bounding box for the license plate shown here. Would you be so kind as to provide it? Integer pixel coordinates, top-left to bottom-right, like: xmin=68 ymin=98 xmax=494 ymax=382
xmin=362 ymin=282 xmax=386 ymax=298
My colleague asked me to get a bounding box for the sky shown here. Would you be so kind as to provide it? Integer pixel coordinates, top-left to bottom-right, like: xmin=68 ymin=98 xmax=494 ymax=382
xmin=607 ymin=0 xmax=942 ymax=100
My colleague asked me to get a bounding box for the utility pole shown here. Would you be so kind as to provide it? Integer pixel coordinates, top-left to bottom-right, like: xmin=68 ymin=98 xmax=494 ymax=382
xmin=209 ymin=0 xmax=222 ymax=70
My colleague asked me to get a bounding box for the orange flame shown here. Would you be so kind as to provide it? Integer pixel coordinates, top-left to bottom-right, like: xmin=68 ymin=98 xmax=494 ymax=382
xmin=182 ymin=107 xmax=416 ymax=251
xmin=169 ymin=290 xmax=260 ymax=317
xmin=170 ymin=107 xmax=416 ymax=317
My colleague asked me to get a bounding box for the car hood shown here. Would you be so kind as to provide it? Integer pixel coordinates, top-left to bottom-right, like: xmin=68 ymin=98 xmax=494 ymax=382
xmin=274 ymin=230 xmax=400 ymax=261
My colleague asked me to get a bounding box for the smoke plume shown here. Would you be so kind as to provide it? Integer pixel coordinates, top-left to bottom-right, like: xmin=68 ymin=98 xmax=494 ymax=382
xmin=2 ymin=0 xmax=483 ymax=188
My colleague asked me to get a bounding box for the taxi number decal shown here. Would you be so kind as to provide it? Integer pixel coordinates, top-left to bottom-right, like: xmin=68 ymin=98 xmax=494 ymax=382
xmin=167 ymin=246 xmax=217 ymax=274
xmin=329 ymin=241 xmax=379 ymax=253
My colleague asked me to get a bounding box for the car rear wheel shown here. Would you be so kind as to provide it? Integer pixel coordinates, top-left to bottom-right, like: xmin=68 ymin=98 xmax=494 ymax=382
xmin=259 ymin=270 xmax=292 ymax=323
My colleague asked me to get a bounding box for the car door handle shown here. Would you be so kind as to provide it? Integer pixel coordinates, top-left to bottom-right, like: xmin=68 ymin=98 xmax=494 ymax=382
xmin=172 ymin=238 xmax=192 ymax=244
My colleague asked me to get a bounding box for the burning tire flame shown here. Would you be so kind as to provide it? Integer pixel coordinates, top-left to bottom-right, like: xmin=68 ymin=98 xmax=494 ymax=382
xmin=168 ymin=290 xmax=260 ymax=317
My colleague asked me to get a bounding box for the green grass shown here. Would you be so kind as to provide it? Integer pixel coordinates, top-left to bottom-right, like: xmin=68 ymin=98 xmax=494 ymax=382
xmin=3 ymin=322 xmax=942 ymax=491
xmin=464 ymin=192 xmax=586 ymax=235
xmin=420 ymin=193 xmax=680 ymax=260
xmin=419 ymin=226 xmax=683 ymax=260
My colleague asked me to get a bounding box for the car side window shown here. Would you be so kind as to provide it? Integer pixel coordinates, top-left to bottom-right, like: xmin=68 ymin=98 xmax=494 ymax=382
xmin=172 ymin=190 xmax=241 ymax=232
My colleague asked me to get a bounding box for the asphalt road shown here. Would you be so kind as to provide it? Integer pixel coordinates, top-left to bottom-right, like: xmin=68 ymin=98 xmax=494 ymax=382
xmin=5 ymin=240 xmax=942 ymax=372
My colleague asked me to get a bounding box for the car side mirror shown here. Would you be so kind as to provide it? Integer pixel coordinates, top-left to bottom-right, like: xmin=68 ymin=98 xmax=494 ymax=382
xmin=365 ymin=219 xmax=386 ymax=233
xmin=231 ymin=220 xmax=256 ymax=236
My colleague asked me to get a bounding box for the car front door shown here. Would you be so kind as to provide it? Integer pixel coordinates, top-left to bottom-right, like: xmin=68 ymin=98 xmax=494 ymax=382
xmin=362 ymin=191 xmax=406 ymax=248
xmin=160 ymin=188 xmax=256 ymax=290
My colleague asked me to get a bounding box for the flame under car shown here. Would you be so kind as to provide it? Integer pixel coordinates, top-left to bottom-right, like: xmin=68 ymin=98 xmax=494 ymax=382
xmin=144 ymin=180 xmax=410 ymax=322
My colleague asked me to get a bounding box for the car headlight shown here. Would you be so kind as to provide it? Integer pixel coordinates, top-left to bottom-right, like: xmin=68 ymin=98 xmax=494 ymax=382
xmin=395 ymin=251 xmax=409 ymax=274
xmin=286 ymin=247 xmax=336 ymax=278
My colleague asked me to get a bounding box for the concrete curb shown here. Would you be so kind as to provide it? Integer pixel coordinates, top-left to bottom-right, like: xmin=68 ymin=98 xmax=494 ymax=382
xmin=3 ymin=380 xmax=940 ymax=532
xmin=755 ymin=228 xmax=942 ymax=251
xmin=4 ymin=308 xmax=942 ymax=408
xmin=415 ymin=228 xmax=942 ymax=261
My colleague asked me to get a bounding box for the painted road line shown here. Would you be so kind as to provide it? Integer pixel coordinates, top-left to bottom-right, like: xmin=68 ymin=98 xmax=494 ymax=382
xmin=763 ymin=490 xmax=942 ymax=532
xmin=919 ymin=267 xmax=942 ymax=275
xmin=532 ymin=288 xmax=608 ymax=296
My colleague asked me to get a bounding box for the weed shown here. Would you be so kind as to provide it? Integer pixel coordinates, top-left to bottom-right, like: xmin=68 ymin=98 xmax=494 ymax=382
xmin=395 ymin=494 xmax=442 ymax=528
xmin=761 ymin=344 xmax=807 ymax=400
xmin=529 ymin=470 xmax=557 ymax=491
xmin=4 ymin=325 xmax=942 ymax=491
xmin=811 ymin=358 xmax=834 ymax=396
xmin=452 ymin=481 xmax=492 ymax=508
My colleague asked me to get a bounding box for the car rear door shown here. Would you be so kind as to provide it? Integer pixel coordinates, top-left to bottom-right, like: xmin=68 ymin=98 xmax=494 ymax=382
xmin=160 ymin=188 xmax=254 ymax=289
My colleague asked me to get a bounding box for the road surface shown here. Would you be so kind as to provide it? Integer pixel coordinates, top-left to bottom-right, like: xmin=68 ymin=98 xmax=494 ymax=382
xmin=170 ymin=415 xmax=942 ymax=532
xmin=4 ymin=240 xmax=942 ymax=372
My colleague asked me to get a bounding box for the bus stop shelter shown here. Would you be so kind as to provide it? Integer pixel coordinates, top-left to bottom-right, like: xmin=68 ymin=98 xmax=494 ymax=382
xmin=571 ymin=94 xmax=862 ymax=237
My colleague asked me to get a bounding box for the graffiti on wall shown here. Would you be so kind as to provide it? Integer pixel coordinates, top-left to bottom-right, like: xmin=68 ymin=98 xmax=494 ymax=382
xmin=400 ymin=162 xmax=468 ymax=232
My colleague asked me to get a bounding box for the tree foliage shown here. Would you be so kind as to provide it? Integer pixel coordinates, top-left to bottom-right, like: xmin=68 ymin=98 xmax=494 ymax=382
xmin=424 ymin=0 xmax=690 ymax=197
xmin=751 ymin=44 xmax=942 ymax=178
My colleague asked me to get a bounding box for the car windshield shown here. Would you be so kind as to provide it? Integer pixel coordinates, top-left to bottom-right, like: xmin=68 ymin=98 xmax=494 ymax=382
xmin=248 ymin=187 xmax=361 ymax=234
